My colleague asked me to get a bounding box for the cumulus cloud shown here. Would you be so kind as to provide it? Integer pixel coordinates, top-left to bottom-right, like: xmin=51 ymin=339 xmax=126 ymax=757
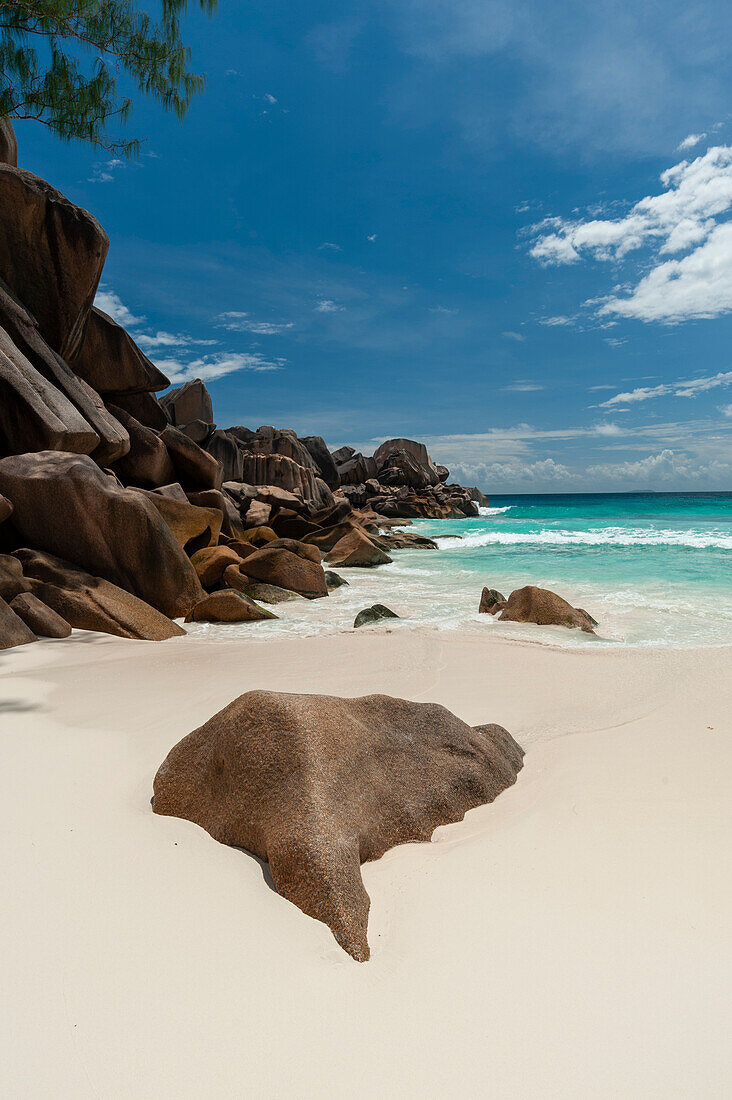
xmin=88 ymin=157 xmax=124 ymax=184
xmin=600 ymin=370 xmax=732 ymax=406
xmin=314 ymin=299 xmax=345 ymax=313
xmin=156 ymin=352 xmax=284 ymax=385
xmin=678 ymin=132 xmax=707 ymax=151
xmin=530 ymin=145 xmax=732 ymax=323
xmin=94 ymin=288 xmax=144 ymax=327
xmin=217 ymin=311 xmax=294 ymax=335
xmin=587 ymin=448 xmax=731 ymax=485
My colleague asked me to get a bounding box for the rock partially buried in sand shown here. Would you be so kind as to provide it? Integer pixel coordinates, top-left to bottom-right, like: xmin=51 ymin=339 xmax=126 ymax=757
xmin=479 ymin=587 xmax=506 ymax=615
xmin=0 ymin=594 xmax=37 ymax=649
xmin=184 ymin=589 xmax=277 ymax=623
xmin=153 ymin=691 xmax=524 ymax=960
xmin=9 ymin=591 xmax=71 ymax=638
xmin=354 ymin=604 xmax=400 ymax=629
xmin=499 ymin=585 xmax=598 ymax=634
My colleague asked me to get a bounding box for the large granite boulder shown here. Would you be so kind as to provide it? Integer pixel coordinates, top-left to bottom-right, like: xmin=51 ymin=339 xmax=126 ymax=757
xmin=108 ymin=391 xmax=169 ymax=432
xmin=0 ymin=554 xmax=30 ymax=600
xmin=160 ymin=379 xmax=214 ymax=431
xmin=334 ymin=451 xmax=377 ymax=486
xmin=0 ymin=280 xmax=129 ymax=464
xmin=373 ymin=438 xmax=439 ymax=486
xmin=0 ymin=117 xmax=17 ymax=167
xmin=230 ymin=425 xmax=318 ymax=472
xmin=153 ymin=691 xmax=524 ymax=960
xmin=0 ymin=494 xmax=12 ymax=524
xmin=0 ymin=594 xmax=37 ymax=649
xmin=240 ymin=545 xmax=328 ymax=598
xmin=16 ymin=549 xmax=185 ymax=640
xmin=161 ymin=425 xmax=223 ymax=491
xmin=107 ymin=405 xmax=176 ymax=488
xmin=377 ymin=448 xmax=435 ymax=491
xmin=0 ymin=165 xmax=108 ymax=359
xmin=138 ymin=491 xmax=222 ymax=555
xmin=205 ymin=429 xmax=242 ymax=482
xmin=72 ymin=307 xmax=169 ymax=395
xmin=301 ymin=435 xmax=340 ymax=488
xmin=499 ymin=585 xmax=598 ymax=633
xmin=0 ymin=452 xmax=203 ymax=618
xmin=184 ymin=590 xmax=277 ymax=623
xmin=9 ymin=591 xmax=72 ymax=638
xmin=190 ymin=545 xmax=243 ymax=588
xmin=239 ymin=452 xmax=328 ymax=507
xmin=0 ymin=324 xmax=100 ymax=456
xmin=325 ymin=527 xmax=392 ymax=568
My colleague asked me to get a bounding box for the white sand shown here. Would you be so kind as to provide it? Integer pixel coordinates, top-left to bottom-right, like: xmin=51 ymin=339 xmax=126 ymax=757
xmin=1 ymin=629 xmax=730 ymax=1098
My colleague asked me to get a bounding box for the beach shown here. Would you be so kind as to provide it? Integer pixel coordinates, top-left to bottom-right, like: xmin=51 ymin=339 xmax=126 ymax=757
xmin=3 ymin=628 xmax=730 ymax=1098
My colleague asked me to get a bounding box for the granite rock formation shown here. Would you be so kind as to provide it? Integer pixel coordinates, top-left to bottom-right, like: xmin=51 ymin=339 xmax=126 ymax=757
xmin=499 ymin=585 xmax=598 ymax=634
xmin=153 ymin=691 xmax=524 ymax=959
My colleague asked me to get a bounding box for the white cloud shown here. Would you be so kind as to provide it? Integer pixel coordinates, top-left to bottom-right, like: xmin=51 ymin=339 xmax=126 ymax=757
xmin=502 ymin=330 xmax=525 ymax=341
xmin=678 ymin=132 xmax=706 ymax=151
xmin=367 ymin=233 xmax=378 ymax=242
xmin=263 ymin=93 xmax=278 ymax=104
xmin=314 ymin=299 xmax=345 ymax=313
xmin=594 ymin=422 xmax=623 ymax=435
xmin=721 ymin=403 xmax=732 ymax=417
xmin=157 ymin=352 xmax=284 ymax=385
xmin=88 ymin=157 xmax=124 ymax=184
xmin=540 ymin=315 xmax=574 ymax=326
xmin=501 ymin=382 xmax=544 ymax=392
xmin=318 ymin=242 xmax=342 ymax=252
xmin=134 ymin=331 xmax=217 ymax=350
xmin=600 ymin=370 xmax=732 ymax=407
xmin=217 ymin=311 xmax=293 ymax=335
xmin=94 ymin=288 xmax=144 ymax=327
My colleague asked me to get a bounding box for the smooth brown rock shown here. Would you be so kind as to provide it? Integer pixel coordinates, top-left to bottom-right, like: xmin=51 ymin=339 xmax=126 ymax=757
xmin=107 ymin=405 xmax=176 ymax=488
xmin=301 ymin=435 xmax=340 ymax=488
xmin=0 ymin=323 xmax=100 ymax=456
xmin=0 ymin=165 xmax=108 ymax=359
xmin=325 ymin=527 xmax=392 ymax=568
xmin=0 ymin=594 xmax=37 ymax=649
xmin=243 ymin=499 xmax=271 ymax=528
xmin=0 ymin=494 xmax=11 ymax=524
xmin=240 ymin=546 xmax=328 ymax=598
xmin=242 ymin=581 xmax=304 ymax=604
xmin=0 ymin=554 xmax=30 ymax=600
xmin=73 ymin=307 xmax=169 ymax=394
xmin=265 ymin=538 xmax=322 ymax=565
xmin=108 ymin=391 xmax=169 ymax=431
xmin=160 ymin=379 xmax=214 ymax=430
xmin=375 ymin=530 xmax=438 ymax=550
xmin=0 ymin=279 xmax=129 ymax=464
xmin=139 ymin=491 xmax=222 ymax=555
xmin=184 ymin=589 xmax=277 ymax=623
xmin=0 ymin=452 xmax=203 ymax=618
xmin=9 ymin=592 xmax=71 ymax=638
xmin=0 ymin=117 xmax=17 ymax=167
xmin=190 ymin=546 xmax=243 ymax=588
xmin=205 ymin=430 xmax=242 ymax=482
xmin=373 ymin=438 xmax=439 ymax=486
xmin=161 ymin=425 xmax=223 ymax=491
xmin=236 ymin=526 xmax=278 ymax=547
xmin=186 ymin=489 xmax=243 ymax=539
xmin=16 ymin=549 xmax=185 ymax=640
xmin=153 ymin=691 xmax=524 ymax=960
xmin=499 ymin=585 xmax=598 ymax=633
xmin=354 ymin=604 xmax=399 ymax=628
xmin=479 ymin=587 xmax=506 ymax=615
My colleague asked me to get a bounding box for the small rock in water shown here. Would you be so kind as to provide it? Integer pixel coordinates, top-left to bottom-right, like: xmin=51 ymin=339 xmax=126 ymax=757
xmin=479 ymin=587 xmax=506 ymax=615
xmin=325 ymin=570 xmax=348 ymax=589
xmin=354 ymin=604 xmax=400 ymax=629
xmin=244 ymin=582 xmax=304 ymax=604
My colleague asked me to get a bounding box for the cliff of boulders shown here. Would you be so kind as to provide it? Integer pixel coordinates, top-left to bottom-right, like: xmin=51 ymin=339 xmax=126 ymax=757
xmin=0 ymin=119 xmax=487 ymax=648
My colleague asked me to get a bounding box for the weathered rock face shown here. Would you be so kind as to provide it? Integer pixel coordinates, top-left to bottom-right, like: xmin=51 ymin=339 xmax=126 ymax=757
xmin=241 ymin=545 xmax=328 ymax=598
xmin=160 ymin=380 xmax=214 ymax=432
xmin=325 ymin=527 xmax=392 ymax=568
xmin=0 ymin=553 xmax=29 ymax=600
xmin=72 ymin=307 xmax=170 ymax=395
xmin=0 ymin=118 xmax=17 ymax=167
xmin=9 ymin=591 xmax=72 ymax=638
xmin=17 ymin=549 xmax=186 ymax=640
xmin=499 ymin=585 xmax=598 ymax=633
xmin=0 ymin=594 xmax=37 ymax=649
xmin=232 ymin=425 xmax=318 ymax=472
xmin=0 ymin=494 xmax=12 ymax=524
xmin=354 ymin=604 xmax=399 ymax=628
xmin=139 ymin=491 xmax=222 ymax=555
xmin=0 ymin=452 xmax=203 ymax=618
xmin=107 ymin=405 xmax=176 ymax=488
xmin=108 ymin=391 xmax=169 ymax=432
xmin=153 ymin=691 xmax=524 ymax=960
xmin=190 ymin=545 xmax=243 ymax=588
xmin=301 ymin=435 xmax=340 ymax=489
xmin=0 ymin=279 xmax=129 ymax=464
xmin=0 ymin=324 xmax=101 ymax=456
xmin=205 ymin=429 xmax=242 ymax=482
xmin=374 ymin=438 xmax=439 ymax=486
xmin=0 ymin=165 xmax=108 ymax=360
xmin=479 ymin=587 xmax=506 ymax=615
xmin=161 ymin=425 xmax=223 ymax=491
xmin=184 ymin=590 xmax=277 ymax=623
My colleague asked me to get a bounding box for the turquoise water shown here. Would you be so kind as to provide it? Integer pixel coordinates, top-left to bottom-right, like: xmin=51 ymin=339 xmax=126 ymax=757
xmin=185 ymin=493 xmax=732 ymax=648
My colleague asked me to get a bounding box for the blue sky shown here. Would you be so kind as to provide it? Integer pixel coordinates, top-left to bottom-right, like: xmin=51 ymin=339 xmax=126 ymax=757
xmin=15 ymin=0 xmax=732 ymax=491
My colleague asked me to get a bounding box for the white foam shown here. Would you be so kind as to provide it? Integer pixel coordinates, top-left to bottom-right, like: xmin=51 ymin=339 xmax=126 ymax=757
xmin=436 ymin=526 xmax=732 ymax=550
xmin=478 ymin=505 xmax=512 ymax=516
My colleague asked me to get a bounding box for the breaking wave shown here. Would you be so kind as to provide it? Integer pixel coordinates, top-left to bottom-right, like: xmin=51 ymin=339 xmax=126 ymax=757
xmin=477 ymin=505 xmax=512 ymax=516
xmin=438 ymin=526 xmax=732 ymax=551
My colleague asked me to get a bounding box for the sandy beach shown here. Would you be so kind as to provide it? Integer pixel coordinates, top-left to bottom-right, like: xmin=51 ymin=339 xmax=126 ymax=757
xmin=2 ymin=629 xmax=730 ymax=1098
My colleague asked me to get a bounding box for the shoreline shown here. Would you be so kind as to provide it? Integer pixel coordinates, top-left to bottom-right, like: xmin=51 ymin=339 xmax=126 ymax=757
xmin=2 ymin=629 xmax=730 ymax=1096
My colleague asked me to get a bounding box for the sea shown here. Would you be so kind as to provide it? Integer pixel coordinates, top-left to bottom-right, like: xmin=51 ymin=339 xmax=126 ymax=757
xmin=185 ymin=492 xmax=732 ymax=649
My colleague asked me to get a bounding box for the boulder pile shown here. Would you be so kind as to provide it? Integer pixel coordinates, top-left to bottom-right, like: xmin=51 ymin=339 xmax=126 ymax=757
xmin=153 ymin=690 xmax=524 ymax=959
xmin=0 ymin=121 xmax=487 ymax=648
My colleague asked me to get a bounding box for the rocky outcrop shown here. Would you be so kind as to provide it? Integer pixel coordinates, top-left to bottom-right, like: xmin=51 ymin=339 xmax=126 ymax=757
xmin=479 ymin=587 xmax=506 ymax=615
xmin=9 ymin=591 xmax=72 ymax=638
xmin=17 ymin=549 xmax=185 ymax=640
xmin=159 ymin=379 xmax=214 ymax=434
xmin=184 ymin=589 xmax=276 ymax=623
xmin=73 ymin=307 xmax=170 ymax=395
xmin=107 ymin=405 xmax=176 ymax=488
xmin=161 ymin=425 xmax=223 ymax=491
xmin=499 ymin=586 xmax=598 ymax=633
xmin=0 ymin=117 xmax=17 ymax=167
xmin=0 ymin=594 xmax=37 ymax=649
xmin=241 ymin=545 xmax=328 ymax=598
xmin=354 ymin=604 xmax=399 ymax=628
xmin=301 ymin=435 xmax=340 ymax=488
xmin=153 ymin=691 xmax=524 ymax=959
xmin=0 ymin=164 xmax=108 ymax=360
xmin=325 ymin=527 xmax=392 ymax=568
xmin=0 ymin=451 xmax=203 ymax=618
